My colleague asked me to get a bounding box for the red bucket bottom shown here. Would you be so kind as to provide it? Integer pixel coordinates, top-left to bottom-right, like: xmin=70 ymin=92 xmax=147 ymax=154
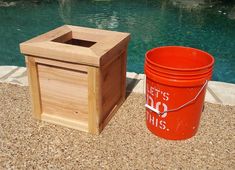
xmin=146 ymin=78 xmax=207 ymax=140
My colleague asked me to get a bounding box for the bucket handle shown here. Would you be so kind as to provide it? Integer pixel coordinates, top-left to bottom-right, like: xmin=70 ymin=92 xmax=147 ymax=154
xmin=145 ymin=80 xmax=208 ymax=115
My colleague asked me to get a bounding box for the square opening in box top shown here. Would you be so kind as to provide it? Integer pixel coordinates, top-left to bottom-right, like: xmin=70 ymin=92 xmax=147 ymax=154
xmin=52 ymin=33 xmax=96 ymax=48
xmin=64 ymin=39 xmax=96 ymax=47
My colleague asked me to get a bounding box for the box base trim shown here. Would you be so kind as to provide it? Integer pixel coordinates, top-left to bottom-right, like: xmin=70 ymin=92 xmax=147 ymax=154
xmin=41 ymin=112 xmax=88 ymax=132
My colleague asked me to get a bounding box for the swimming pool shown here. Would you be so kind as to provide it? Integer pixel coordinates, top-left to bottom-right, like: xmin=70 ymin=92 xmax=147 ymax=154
xmin=0 ymin=0 xmax=235 ymax=83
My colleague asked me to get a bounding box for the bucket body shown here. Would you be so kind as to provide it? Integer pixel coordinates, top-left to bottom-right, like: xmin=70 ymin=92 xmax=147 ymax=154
xmin=145 ymin=46 xmax=214 ymax=140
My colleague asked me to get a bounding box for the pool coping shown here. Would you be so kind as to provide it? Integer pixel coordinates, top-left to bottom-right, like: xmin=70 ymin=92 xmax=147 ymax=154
xmin=1 ymin=66 xmax=235 ymax=106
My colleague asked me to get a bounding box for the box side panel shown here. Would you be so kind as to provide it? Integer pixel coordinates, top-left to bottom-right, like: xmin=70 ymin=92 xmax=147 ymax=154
xmin=100 ymin=54 xmax=123 ymax=123
xmin=38 ymin=64 xmax=89 ymax=130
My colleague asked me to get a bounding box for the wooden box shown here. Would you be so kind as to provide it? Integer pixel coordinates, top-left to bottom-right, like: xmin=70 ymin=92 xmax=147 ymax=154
xmin=20 ymin=25 xmax=130 ymax=134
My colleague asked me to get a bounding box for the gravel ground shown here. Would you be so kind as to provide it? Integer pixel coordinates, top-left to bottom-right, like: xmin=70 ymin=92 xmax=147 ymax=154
xmin=0 ymin=83 xmax=234 ymax=169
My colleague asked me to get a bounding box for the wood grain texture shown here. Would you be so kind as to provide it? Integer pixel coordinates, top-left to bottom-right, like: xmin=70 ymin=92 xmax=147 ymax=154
xmin=88 ymin=67 xmax=101 ymax=134
xmin=38 ymin=64 xmax=88 ymax=131
xmin=20 ymin=41 xmax=99 ymax=66
xmin=34 ymin=57 xmax=87 ymax=73
xmin=26 ymin=56 xmax=42 ymax=119
xmin=101 ymin=56 xmax=122 ymax=123
xmin=41 ymin=113 xmax=88 ymax=132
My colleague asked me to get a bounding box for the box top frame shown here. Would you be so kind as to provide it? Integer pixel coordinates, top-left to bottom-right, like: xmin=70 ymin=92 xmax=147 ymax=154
xmin=20 ymin=25 xmax=130 ymax=67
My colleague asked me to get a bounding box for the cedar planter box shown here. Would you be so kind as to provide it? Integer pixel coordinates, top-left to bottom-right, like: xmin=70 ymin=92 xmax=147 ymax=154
xmin=20 ymin=25 xmax=130 ymax=134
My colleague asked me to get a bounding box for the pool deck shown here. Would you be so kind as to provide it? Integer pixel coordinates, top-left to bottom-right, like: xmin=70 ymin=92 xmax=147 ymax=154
xmin=0 ymin=66 xmax=235 ymax=106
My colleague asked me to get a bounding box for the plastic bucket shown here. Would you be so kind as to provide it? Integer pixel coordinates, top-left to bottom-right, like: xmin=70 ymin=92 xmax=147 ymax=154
xmin=144 ymin=46 xmax=214 ymax=140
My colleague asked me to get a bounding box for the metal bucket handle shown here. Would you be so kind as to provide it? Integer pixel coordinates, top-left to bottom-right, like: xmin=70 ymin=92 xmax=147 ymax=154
xmin=145 ymin=80 xmax=208 ymax=115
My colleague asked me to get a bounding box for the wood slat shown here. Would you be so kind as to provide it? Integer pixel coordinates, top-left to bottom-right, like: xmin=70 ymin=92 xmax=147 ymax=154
xmin=34 ymin=57 xmax=87 ymax=73
xmin=88 ymin=67 xmax=101 ymax=134
xmin=41 ymin=113 xmax=88 ymax=132
xmin=20 ymin=41 xmax=99 ymax=66
xmin=26 ymin=56 xmax=42 ymax=119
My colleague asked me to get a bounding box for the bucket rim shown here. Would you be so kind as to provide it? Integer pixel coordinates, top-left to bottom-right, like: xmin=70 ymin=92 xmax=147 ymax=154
xmin=145 ymin=46 xmax=215 ymax=71
xmin=145 ymin=64 xmax=213 ymax=80
xmin=145 ymin=59 xmax=213 ymax=76
xmin=145 ymin=68 xmax=211 ymax=87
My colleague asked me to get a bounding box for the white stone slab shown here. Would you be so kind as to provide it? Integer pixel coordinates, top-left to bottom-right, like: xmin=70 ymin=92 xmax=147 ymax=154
xmin=126 ymin=72 xmax=138 ymax=79
xmin=0 ymin=66 xmax=18 ymax=80
xmin=208 ymin=81 xmax=235 ymax=106
xmin=205 ymin=89 xmax=220 ymax=104
xmin=132 ymin=79 xmax=145 ymax=94
xmin=136 ymin=73 xmax=145 ymax=80
xmin=0 ymin=66 xmax=28 ymax=86
xmin=6 ymin=67 xmax=28 ymax=86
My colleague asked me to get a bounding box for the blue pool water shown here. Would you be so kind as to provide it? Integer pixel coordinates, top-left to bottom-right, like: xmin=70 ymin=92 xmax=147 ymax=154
xmin=0 ymin=0 xmax=235 ymax=83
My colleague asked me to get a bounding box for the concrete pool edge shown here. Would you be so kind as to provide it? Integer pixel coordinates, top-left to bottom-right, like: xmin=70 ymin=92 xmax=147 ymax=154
xmin=1 ymin=66 xmax=235 ymax=106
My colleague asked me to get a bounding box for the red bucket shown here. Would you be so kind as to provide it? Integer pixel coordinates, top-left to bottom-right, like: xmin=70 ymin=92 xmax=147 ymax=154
xmin=144 ymin=46 xmax=214 ymax=140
